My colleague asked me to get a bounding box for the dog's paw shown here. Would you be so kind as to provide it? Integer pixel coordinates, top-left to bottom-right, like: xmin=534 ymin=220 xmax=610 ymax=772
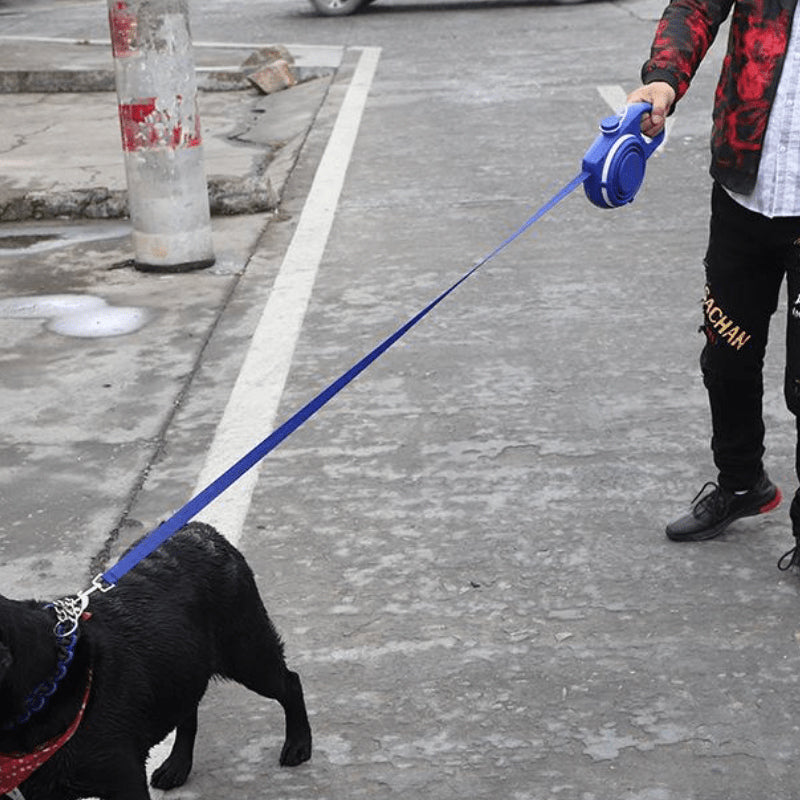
xmin=280 ymin=735 xmax=312 ymax=767
xmin=151 ymin=755 xmax=193 ymax=790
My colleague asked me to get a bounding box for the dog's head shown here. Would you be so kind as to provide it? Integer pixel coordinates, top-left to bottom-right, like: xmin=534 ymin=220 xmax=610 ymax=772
xmin=0 ymin=596 xmax=47 ymax=694
xmin=0 ymin=623 xmax=16 ymax=732
xmin=0 ymin=596 xmax=50 ymax=729
xmin=0 ymin=640 xmax=10 ymax=684
xmin=0 ymin=597 xmax=14 ymax=686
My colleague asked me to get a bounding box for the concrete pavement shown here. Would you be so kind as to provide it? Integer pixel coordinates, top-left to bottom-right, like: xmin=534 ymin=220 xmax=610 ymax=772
xmin=4 ymin=8 xmax=800 ymax=800
xmin=0 ymin=37 xmax=341 ymax=219
xmin=0 ymin=36 xmax=349 ymax=601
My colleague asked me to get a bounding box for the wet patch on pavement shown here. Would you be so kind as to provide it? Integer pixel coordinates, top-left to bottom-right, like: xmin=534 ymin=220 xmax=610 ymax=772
xmin=0 ymin=293 xmax=152 ymax=338
xmin=0 ymin=221 xmax=131 ymax=255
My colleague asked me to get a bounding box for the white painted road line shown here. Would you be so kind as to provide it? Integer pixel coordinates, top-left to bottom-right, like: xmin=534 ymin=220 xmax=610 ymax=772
xmin=139 ymin=44 xmax=381 ymax=797
xmin=191 ymin=46 xmax=382 ymax=547
xmin=597 ymin=83 xmax=628 ymax=113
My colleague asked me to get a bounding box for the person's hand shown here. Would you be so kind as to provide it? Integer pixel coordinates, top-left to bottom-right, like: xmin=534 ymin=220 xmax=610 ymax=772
xmin=626 ymin=82 xmax=677 ymax=137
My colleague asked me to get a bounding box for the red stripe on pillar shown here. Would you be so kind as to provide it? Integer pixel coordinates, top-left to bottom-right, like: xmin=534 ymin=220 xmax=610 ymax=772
xmin=118 ymin=99 xmax=203 ymax=152
xmin=108 ymin=1 xmax=138 ymax=58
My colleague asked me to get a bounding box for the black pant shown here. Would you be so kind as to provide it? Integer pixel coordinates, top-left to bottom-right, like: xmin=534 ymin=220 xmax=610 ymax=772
xmin=702 ymin=182 xmax=800 ymax=491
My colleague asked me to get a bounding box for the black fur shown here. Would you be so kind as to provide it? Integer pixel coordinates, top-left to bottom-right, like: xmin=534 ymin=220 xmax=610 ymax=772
xmin=0 ymin=522 xmax=312 ymax=799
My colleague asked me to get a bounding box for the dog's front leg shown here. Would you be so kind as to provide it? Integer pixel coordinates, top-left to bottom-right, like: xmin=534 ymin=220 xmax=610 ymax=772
xmin=150 ymin=709 xmax=198 ymax=790
xmin=106 ymin=776 xmax=152 ymax=800
xmin=98 ymin=755 xmax=152 ymax=800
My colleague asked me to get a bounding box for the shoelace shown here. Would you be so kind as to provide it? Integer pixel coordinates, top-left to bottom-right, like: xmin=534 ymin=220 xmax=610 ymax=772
xmin=778 ymin=543 xmax=800 ymax=571
xmin=690 ymin=481 xmax=730 ymax=518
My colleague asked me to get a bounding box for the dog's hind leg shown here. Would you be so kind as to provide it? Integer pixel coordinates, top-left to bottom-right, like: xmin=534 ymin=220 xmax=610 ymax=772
xmin=237 ymin=662 xmax=312 ymax=767
xmin=150 ymin=707 xmax=198 ymax=790
xmin=222 ymin=616 xmax=312 ymax=766
xmin=275 ymin=668 xmax=313 ymax=767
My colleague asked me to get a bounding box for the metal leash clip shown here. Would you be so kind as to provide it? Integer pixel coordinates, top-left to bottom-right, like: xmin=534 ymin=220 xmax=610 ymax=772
xmin=84 ymin=572 xmax=115 ymax=597
xmin=50 ymin=574 xmax=113 ymax=638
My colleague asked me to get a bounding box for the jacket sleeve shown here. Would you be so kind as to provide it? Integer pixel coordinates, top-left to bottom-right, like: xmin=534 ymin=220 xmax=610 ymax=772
xmin=641 ymin=0 xmax=735 ymax=102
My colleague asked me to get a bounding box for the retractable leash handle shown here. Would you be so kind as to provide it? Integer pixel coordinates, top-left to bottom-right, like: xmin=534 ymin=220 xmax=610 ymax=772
xmin=582 ymin=101 xmax=665 ymax=208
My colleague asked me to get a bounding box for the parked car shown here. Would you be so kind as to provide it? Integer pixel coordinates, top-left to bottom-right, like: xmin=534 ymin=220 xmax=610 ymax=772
xmin=310 ymin=0 xmax=588 ymax=13
xmin=309 ymin=0 xmax=374 ymax=15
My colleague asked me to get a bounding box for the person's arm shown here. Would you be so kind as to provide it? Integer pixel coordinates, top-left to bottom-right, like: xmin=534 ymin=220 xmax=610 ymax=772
xmin=628 ymin=0 xmax=734 ymax=134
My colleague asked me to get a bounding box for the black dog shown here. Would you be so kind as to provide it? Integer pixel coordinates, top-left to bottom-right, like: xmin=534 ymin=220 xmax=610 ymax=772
xmin=0 ymin=522 xmax=312 ymax=799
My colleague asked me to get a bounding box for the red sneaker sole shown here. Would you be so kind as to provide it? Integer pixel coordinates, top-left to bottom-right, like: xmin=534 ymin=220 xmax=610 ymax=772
xmin=760 ymin=487 xmax=782 ymax=514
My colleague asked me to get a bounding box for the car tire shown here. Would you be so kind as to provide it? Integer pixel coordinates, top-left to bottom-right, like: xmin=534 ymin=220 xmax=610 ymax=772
xmin=309 ymin=0 xmax=368 ymax=14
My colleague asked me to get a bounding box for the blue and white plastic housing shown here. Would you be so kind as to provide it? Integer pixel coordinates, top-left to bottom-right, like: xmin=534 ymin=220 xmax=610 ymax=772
xmin=582 ymin=102 xmax=665 ymax=209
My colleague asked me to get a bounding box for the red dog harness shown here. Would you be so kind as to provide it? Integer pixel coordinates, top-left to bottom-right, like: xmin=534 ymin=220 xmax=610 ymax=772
xmin=0 ymin=674 xmax=91 ymax=795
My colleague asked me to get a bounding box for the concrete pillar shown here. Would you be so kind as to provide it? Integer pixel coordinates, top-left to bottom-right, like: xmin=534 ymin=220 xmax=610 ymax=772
xmin=107 ymin=0 xmax=215 ymax=272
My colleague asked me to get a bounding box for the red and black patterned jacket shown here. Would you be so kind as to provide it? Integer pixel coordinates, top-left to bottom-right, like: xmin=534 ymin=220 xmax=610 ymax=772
xmin=642 ymin=0 xmax=797 ymax=193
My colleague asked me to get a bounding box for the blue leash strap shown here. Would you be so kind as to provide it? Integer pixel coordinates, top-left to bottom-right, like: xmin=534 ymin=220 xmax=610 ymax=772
xmin=97 ymin=170 xmax=590 ymax=589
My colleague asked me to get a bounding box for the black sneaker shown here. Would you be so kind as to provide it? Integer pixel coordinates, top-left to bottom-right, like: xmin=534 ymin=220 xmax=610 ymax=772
xmin=666 ymin=473 xmax=781 ymax=542
xmin=778 ymin=490 xmax=800 ymax=570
